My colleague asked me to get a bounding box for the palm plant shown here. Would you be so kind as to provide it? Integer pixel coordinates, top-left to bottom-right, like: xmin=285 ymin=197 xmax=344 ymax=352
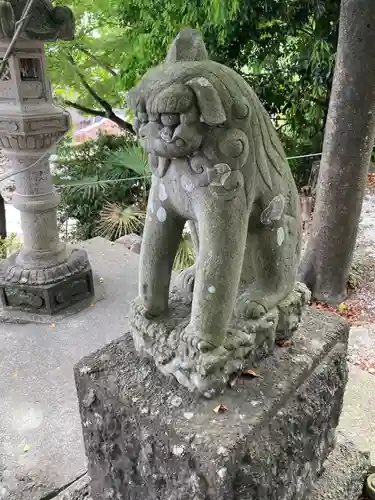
xmin=54 ymin=134 xmax=195 ymax=270
xmin=173 ymin=231 xmax=196 ymax=272
xmin=96 ymin=202 xmax=146 ymax=240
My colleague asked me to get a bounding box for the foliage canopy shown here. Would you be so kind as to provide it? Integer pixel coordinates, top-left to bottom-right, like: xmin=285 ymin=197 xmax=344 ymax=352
xmin=49 ymin=0 xmax=340 ymax=184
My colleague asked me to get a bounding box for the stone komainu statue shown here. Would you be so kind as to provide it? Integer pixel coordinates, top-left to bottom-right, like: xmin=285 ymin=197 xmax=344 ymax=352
xmin=128 ymin=29 xmax=309 ymax=391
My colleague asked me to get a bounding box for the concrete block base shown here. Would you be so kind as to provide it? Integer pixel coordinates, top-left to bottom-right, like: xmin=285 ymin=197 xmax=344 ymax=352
xmin=75 ymin=307 xmax=349 ymax=500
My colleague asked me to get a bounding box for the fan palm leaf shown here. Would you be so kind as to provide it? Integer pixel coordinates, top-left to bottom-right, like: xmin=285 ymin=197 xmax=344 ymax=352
xmin=96 ymin=202 xmax=146 ymax=240
xmin=173 ymin=232 xmax=196 ymax=271
xmin=53 ymin=175 xmax=114 ymax=199
xmin=53 ymin=144 xmax=150 ymax=200
xmin=106 ymin=144 xmax=149 ymax=178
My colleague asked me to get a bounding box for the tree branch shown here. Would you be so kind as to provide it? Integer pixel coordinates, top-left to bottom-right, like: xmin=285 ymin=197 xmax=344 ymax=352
xmin=65 ymin=54 xmax=135 ymax=135
xmin=64 ymin=99 xmax=135 ymax=135
xmin=76 ymin=46 xmax=117 ymax=76
xmin=63 ymin=100 xmax=106 ymax=117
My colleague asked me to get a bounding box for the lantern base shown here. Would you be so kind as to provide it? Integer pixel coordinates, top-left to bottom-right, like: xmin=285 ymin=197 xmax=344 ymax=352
xmin=0 ymin=247 xmax=94 ymax=315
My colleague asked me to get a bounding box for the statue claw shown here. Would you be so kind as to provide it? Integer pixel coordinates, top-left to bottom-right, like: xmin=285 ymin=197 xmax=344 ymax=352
xmin=235 ymin=294 xmax=268 ymax=320
xmin=178 ymin=264 xmax=196 ymax=293
xmin=182 ymin=324 xmax=217 ymax=353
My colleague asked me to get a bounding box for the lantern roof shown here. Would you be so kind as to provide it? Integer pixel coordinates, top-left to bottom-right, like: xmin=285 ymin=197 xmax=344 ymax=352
xmin=0 ymin=0 xmax=74 ymax=42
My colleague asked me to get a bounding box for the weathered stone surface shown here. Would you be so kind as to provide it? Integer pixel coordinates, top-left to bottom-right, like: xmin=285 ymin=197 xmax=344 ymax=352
xmin=75 ymin=307 xmax=349 ymax=500
xmin=127 ymin=27 xmax=306 ymax=392
xmin=0 ymin=262 xmax=94 ymax=315
xmin=307 ymin=432 xmax=370 ymax=500
xmin=0 ymin=247 xmax=95 ymax=314
xmin=131 ymin=282 xmax=310 ymax=395
xmin=116 ymin=234 xmax=142 ymax=254
xmin=56 ymin=475 xmax=91 ymax=500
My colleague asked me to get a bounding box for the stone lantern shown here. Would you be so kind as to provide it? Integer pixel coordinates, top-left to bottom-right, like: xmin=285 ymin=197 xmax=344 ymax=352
xmin=0 ymin=0 xmax=94 ymax=316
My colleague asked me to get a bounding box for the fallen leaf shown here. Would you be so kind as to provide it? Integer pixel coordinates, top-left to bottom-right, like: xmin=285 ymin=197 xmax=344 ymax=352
xmin=242 ymin=370 xmax=262 ymax=378
xmin=50 ymin=323 xmax=55 ymax=329
xmin=23 ymin=444 xmax=31 ymax=453
xmin=337 ymin=303 xmax=347 ymax=313
xmin=276 ymin=339 xmax=292 ymax=347
xmin=12 ymin=372 xmax=17 ymax=377
xmin=312 ymin=300 xmax=363 ymax=325
xmin=213 ymin=404 xmax=228 ymax=414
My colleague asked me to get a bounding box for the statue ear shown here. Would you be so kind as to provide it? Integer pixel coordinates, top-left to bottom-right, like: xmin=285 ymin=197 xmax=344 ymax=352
xmin=186 ymin=77 xmax=226 ymax=126
xmin=165 ymin=28 xmax=208 ymax=63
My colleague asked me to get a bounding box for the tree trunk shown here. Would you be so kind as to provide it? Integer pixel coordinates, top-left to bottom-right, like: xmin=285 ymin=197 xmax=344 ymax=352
xmin=0 ymin=193 xmax=6 ymax=239
xmin=299 ymin=0 xmax=375 ymax=304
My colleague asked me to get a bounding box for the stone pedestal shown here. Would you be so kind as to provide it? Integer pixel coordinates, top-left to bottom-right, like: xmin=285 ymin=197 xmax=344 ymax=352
xmin=75 ymin=307 xmax=349 ymax=500
xmin=0 ymin=13 xmax=94 ymax=315
xmin=131 ymin=282 xmax=310 ymax=395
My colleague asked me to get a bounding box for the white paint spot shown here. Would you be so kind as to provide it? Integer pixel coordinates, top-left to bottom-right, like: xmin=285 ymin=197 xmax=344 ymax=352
xmin=184 ymin=412 xmax=194 ymax=420
xmin=156 ymin=207 xmax=167 ymax=223
xmin=159 ymin=183 xmax=168 ymax=201
xmin=172 ymin=445 xmax=185 ymax=456
xmin=169 ymin=395 xmax=182 ymax=407
xmin=208 ymin=285 xmax=216 ymax=294
xmin=277 ymin=226 xmax=285 ymax=246
xmin=181 ymin=175 xmax=194 ymax=192
xmin=260 ymin=194 xmax=285 ymax=224
xmin=217 ymin=467 xmax=227 ymax=479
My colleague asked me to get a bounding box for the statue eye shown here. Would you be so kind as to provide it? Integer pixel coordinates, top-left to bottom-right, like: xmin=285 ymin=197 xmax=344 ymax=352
xmin=161 ymin=114 xmax=180 ymax=126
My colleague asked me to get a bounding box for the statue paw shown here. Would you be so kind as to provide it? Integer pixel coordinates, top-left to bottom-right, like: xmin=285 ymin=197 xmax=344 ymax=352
xmin=178 ymin=264 xmax=196 ymax=293
xmin=136 ymin=296 xmax=167 ymax=319
xmin=182 ymin=324 xmax=217 ymax=353
xmin=235 ymin=294 xmax=268 ymax=320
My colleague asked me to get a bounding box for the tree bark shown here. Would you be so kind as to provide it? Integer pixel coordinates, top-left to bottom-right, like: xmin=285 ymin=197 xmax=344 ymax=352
xmin=299 ymin=0 xmax=375 ymax=304
xmin=0 ymin=193 xmax=6 ymax=239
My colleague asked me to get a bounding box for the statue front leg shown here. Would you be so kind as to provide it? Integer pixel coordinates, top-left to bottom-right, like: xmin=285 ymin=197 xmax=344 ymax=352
xmin=139 ymin=183 xmax=184 ymax=317
xmin=186 ymin=196 xmax=248 ymax=351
